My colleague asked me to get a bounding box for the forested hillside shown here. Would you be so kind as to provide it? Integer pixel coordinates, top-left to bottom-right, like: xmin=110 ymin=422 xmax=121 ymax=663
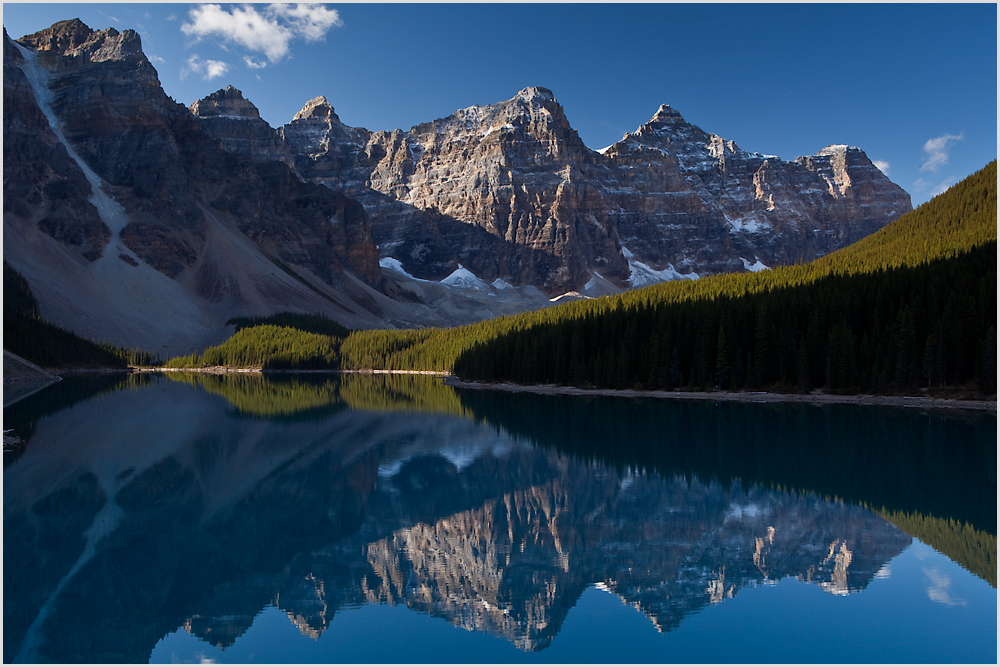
xmin=169 ymin=161 xmax=997 ymax=395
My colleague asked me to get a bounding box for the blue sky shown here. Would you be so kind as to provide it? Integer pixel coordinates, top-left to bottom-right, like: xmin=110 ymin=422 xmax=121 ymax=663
xmin=3 ymin=3 xmax=996 ymax=205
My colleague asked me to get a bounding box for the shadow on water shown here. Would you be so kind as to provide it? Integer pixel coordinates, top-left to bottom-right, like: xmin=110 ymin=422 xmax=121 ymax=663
xmin=3 ymin=372 xmax=154 ymax=468
xmin=455 ymin=388 xmax=997 ymax=587
xmin=2 ymin=373 xmax=995 ymax=662
xmin=454 ymin=389 xmax=997 ymax=535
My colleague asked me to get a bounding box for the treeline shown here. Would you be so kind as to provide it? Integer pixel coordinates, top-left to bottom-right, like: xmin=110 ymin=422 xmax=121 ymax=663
xmin=164 ymin=324 xmax=339 ymax=370
xmin=3 ymin=262 xmax=157 ymax=369
xmin=226 ymin=312 xmax=352 ymax=338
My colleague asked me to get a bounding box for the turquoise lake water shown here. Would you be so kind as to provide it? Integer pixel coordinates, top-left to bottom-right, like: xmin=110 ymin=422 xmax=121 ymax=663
xmin=4 ymin=373 xmax=996 ymax=663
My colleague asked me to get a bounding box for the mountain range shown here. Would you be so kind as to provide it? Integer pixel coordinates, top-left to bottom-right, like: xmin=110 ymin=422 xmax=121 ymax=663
xmin=4 ymin=20 xmax=911 ymax=355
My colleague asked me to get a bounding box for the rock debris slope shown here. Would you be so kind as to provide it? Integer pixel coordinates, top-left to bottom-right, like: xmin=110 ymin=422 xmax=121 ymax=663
xmin=3 ymin=20 xmax=391 ymax=355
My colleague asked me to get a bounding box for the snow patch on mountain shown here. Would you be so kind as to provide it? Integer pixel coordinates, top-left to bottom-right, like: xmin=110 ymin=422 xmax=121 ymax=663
xmin=725 ymin=214 xmax=769 ymax=234
xmin=441 ymin=264 xmax=490 ymax=291
xmin=741 ymin=258 xmax=770 ymax=272
xmin=14 ymin=42 xmax=131 ymax=238
xmin=379 ymin=256 xmax=426 ymax=281
xmin=482 ymin=123 xmax=515 ymax=139
xmin=549 ymin=291 xmax=590 ymax=303
xmin=622 ymin=246 xmax=699 ymax=287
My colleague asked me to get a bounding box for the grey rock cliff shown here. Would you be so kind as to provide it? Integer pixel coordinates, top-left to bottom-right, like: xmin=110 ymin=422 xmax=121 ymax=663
xmin=189 ymin=86 xmax=293 ymax=165
xmin=274 ymin=88 xmax=911 ymax=294
xmin=4 ymin=20 xmax=389 ymax=352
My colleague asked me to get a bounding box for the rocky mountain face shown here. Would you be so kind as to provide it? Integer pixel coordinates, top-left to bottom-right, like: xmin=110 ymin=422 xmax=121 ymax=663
xmin=193 ymin=86 xmax=911 ymax=295
xmin=5 ymin=18 xmax=914 ymax=351
xmin=3 ymin=20 xmax=390 ymax=354
xmin=3 ymin=29 xmax=110 ymax=262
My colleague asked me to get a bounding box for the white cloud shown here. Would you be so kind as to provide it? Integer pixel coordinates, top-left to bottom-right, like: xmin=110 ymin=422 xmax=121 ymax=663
xmin=920 ymin=132 xmax=964 ymax=172
xmin=181 ymin=55 xmax=231 ymax=81
xmin=271 ymin=3 xmax=343 ymax=40
xmin=243 ymin=56 xmax=268 ymax=70
xmin=923 ymin=567 xmax=966 ymax=607
xmin=181 ymin=3 xmax=342 ymax=64
xmin=149 ymin=55 xmax=167 ymax=65
xmin=872 ymin=159 xmax=890 ymax=176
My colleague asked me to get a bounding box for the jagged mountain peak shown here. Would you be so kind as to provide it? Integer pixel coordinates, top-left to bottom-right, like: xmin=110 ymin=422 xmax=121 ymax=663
xmin=17 ymin=18 xmax=95 ymax=52
xmin=603 ymin=103 xmax=703 ymax=155
xmin=515 ymin=86 xmax=555 ymax=102
xmin=190 ymin=86 xmax=262 ymax=120
xmin=817 ymin=144 xmax=863 ymax=157
xmin=18 ymin=18 xmax=145 ymax=65
xmin=507 ymin=86 xmax=566 ymax=120
xmin=293 ymin=95 xmax=339 ymax=122
xmin=651 ymin=103 xmax=685 ymax=123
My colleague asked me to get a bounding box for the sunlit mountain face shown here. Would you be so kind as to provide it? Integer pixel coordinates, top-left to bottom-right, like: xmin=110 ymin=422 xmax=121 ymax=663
xmin=3 ymin=374 xmax=995 ymax=663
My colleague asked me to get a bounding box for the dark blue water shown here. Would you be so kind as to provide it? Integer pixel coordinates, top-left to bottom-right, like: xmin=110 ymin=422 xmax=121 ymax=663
xmin=3 ymin=373 xmax=996 ymax=663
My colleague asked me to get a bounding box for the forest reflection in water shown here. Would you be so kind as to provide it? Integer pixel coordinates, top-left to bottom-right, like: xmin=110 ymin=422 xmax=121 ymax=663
xmin=3 ymin=372 xmax=996 ymax=663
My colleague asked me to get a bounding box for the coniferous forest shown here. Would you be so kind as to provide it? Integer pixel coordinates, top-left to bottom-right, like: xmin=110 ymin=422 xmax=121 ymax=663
xmin=168 ymin=160 xmax=995 ymax=395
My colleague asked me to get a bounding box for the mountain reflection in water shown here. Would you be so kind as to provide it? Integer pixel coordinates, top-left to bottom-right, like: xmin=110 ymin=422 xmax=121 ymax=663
xmin=3 ymin=373 xmax=995 ymax=663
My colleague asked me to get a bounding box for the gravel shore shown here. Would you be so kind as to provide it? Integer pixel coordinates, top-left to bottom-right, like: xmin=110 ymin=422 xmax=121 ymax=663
xmin=443 ymin=377 xmax=996 ymax=412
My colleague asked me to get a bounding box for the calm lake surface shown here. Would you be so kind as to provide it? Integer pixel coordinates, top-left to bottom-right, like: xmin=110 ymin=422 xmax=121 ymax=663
xmin=3 ymin=373 xmax=996 ymax=664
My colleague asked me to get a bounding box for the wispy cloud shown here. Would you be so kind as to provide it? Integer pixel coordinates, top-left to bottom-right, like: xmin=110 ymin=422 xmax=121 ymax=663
xmin=923 ymin=567 xmax=966 ymax=607
xmin=913 ymin=176 xmax=958 ymax=198
xmin=149 ymin=55 xmax=167 ymax=65
xmin=920 ymin=133 xmax=964 ymax=172
xmin=243 ymin=55 xmax=268 ymax=70
xmin=872 ymin=159 xmax=890 ymax=176
xmin=181 ymin=3 xmax=342 ymax=64
xmin=930 ymin=178 xmax=957 ymax=196
xmin=181 ymin=55 xmax=230 ymax=81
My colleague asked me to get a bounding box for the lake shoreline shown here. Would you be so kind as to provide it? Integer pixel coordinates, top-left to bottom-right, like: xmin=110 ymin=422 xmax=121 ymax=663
xmin=142 ymin=367 xmax=451 ymax=376
xmin=442 ymin=377 xmax=998 ymax=412
xmin=114 ymin=366 xmax=1000 ymax=412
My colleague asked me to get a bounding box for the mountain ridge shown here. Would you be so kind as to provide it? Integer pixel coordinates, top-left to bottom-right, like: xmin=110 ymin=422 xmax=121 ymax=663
xmin=5 ymin=18 xmax=915 ymax=355
xmin=193 ymin=82 xmax=912 ymax=294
